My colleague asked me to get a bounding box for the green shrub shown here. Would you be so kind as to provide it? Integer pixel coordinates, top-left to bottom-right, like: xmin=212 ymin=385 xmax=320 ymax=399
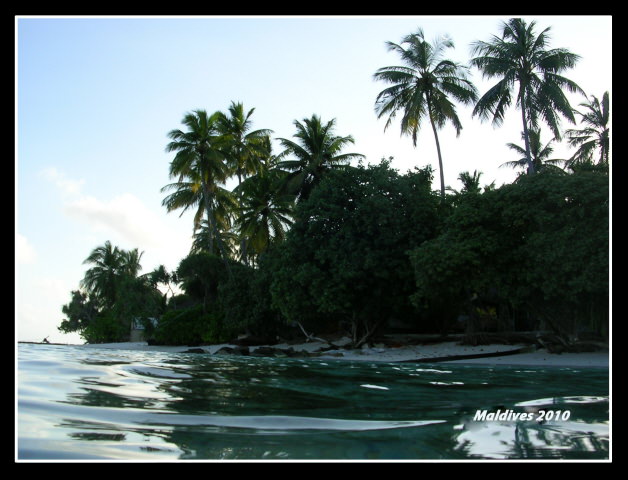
xmin=82 ymin=313 xmax=129 ymax=344
xmin=152 ymin=305 xmax=229 ymax=346
xmin=218 ymin=263 xmax=284 ymax=341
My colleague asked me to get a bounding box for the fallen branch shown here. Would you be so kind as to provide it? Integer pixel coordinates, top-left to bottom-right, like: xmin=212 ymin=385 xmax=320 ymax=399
xmin=296 ymin=321 xmax=337 ymax=347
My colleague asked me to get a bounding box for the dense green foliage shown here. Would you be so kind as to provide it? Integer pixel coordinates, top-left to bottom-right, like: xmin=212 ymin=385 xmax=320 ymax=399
xmin=151 ymin=305 xmax=227 ymax=346
xmin=217 ymin=262 xmax=284 ymax=341
xmin=175 ymin=252 xmax=231 ymax=311
xmin=268 ymin=161 xmax=440 ymax=346
xmin=58 ymin=243 xmax=165 ymax=343
xmin=410 ymin=168 xmax=609 ymax=339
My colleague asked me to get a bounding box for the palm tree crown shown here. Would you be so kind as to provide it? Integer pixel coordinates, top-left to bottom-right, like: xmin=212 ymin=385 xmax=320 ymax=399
xmin=502 ymin=129 xmax=565 ymax=176
xmin=373 ymin=28 xmax=478 ymax=199
xmin=470 ymin=18 xmax=584 ymax=174
xmin=217 ymin=101 xmax=273 ymax=183
xmin=235 ymin=169 xmax=295 ymax=262
xmin=164 ymin=110 xmax=232 ymax=258
xmin=80 ymin=241 xmax=144 ymax=309
xmin=276 ymin=114 xmax=364 ymax=202
xmin=565 ymin=91 xmax=610 ymax=167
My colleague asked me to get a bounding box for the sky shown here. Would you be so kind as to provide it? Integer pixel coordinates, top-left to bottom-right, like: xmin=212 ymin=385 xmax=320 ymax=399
xmin=16 ymin=15 xmax=612 ymax=344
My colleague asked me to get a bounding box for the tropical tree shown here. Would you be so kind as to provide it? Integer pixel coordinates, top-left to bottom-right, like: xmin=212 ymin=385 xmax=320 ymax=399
xmin=217 ymin=103 xmax=274 ymax=264
xmin=565 ymin=91 xmax=610 ymax=167
xmin=190 ymin=219 xmax=238 ymax=259
xmin=235 ymin=169 xmax=295 ymax=263
xmin=80 ymin=240 xmax=126 ymax=309
xmin=373 ymin=28 xmax=478 ymax=199
xmin=276 ymin=114 xmax=365 ymax=202
xmin=457 ymin=170 xmax=484 ymax=194
xmin=164 ymin=110 xmax=232 ymax=259
xmin=146 ymin=265 xmax=178 ymax=301
xmin=161 ymin=177 xmax=237 ymax=241
xmin=63 ymin=241 xmax=163 ymax=343
xmin=470 ymin=17 xmax=584 ymax=175
xmin=269 ymin=161 xmax=440 ymax=347
xmin=218 ymin=101 xmax=273 ymax=185
xmin=502 ymin=129 xmax=565 ymax=177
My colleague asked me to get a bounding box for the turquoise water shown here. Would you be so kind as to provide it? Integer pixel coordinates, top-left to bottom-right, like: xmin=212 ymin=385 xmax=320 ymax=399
xmin=17 ymin=344 xmax=609 ymax=461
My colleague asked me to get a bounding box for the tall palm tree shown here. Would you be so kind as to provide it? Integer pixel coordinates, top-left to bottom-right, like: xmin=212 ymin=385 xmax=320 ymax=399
xmin=165 ymin=110 xmax=232 ymax=259
xmin=502 ymin=129 xmax=565 ymax=176
xmin=217 ymin=102 xmax=273 ymax=264
xmin=277 ymin=114 xmax=364 ymax=202
xmin=235 ymin=169 xmax=295 ymax=263
xmin=373 ymin=28 xmax=478 ymax=199
xmin=470 ymin=18 xmax=584 ymax=175
xmin=565 ymin=91 xmax=610 ymax=167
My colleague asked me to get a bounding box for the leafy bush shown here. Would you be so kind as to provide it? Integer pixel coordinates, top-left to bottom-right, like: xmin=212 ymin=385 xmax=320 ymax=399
xmin=81 ymin=313 xmax=130 ymax=344
xmin=151 ymin=305 xmax=229 ymax=346
xmin=218 ymin=262 xmax=284 ymax=341
xmin=269 ymin=160 xmax=440 ymax=346
xmin=410 ymin=169 xmax=609 ymax=339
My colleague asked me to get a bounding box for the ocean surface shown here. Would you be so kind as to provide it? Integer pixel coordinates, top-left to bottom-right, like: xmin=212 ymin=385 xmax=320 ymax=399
xmin=17 ymin=343 xmax=609 ymax=461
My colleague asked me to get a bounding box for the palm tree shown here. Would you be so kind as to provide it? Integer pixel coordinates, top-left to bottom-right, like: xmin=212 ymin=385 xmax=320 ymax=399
xmin=470 ymin=18 xmax=584 ymax=175
xmin=458 ymin=170 xmax=483 ymax=194
xmin=277 ymin=114 xmax=364 ymax=202
xmin=235 ymin=169 xmax=295 ymax=263
xmin=373 ymin=28 xmax=478 ymax=199
xmin=447 ymin=170 xmax=494 ymax=196
xmin=565 ymin=91 xmax=610 ymax=167
xmin=165 ymin=110 xmax=232 ymax=259
xmin=120 ymin=248 xmax=143 ymax=278
xmin=146 ymin=265 xmax=177 ymax=300
xmin=80 ymin=241 xmax=142 ymax=309
xmin=217 ymin=102 xmax=273 ymax=264
xmin=218 ymin=101 xmax=273 ymax=185
xmin=161 ymin=177 xmax=236 ymax=238
xmin=502 ymin=129 xmax=565 ymax=177
xmin=190 ymin=219 xmax=239 ymax=259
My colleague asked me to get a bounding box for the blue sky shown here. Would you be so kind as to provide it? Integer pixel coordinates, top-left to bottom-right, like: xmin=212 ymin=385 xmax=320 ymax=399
xmin=16 ymin=15 xmax=612 ymax=343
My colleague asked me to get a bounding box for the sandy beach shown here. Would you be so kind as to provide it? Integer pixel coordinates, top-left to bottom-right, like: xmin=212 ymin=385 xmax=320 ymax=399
xmin=80 ymin=339 xmax=609 ymax=368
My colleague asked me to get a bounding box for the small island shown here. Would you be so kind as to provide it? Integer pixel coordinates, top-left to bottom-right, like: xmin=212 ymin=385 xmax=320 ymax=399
xmin=55 ymin=19 xmax=608 ymax=368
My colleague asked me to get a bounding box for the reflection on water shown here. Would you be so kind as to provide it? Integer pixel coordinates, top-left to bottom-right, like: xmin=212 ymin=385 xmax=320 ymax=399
xmin=17 ymin=344 xmax=609 ymax=460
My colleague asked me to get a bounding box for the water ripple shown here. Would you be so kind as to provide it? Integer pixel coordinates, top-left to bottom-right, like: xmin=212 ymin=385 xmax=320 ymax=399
xmin=17 ymin=344 xmax=609 ymax=460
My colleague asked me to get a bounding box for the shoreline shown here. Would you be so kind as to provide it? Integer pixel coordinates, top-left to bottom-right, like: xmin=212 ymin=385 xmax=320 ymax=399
xmin=64 ymin=339 xmax=610 ymax=368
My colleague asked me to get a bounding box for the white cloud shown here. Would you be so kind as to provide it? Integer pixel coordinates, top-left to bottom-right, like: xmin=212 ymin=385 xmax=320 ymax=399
xmin=64 ymin=192 xmax=192 ymax=271
xmin=65 ymin=193 xmax=167 ymax=247
xmin=38 ymin=166 xmax=192 ymax=273
xmin=17 ymin=233 xmax=37 ymax=264
xmin=41 ymin=167 xmax=85 ymax=196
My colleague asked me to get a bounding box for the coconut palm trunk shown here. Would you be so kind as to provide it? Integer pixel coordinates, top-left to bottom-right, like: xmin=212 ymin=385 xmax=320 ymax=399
xmin=519 ymin=89 xmax=536 ymax=175
xmin=426 ymin=92 xmax=446 ymax=199
xmin=201 ymin=180 xmax=232 ymax=277
xmin=237 ymin=172 xmax=249 ymax=266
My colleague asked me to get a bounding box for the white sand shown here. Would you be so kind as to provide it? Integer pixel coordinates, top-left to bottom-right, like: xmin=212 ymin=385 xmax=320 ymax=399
xmin=81 ymin=340 xmax=609 ymax=368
